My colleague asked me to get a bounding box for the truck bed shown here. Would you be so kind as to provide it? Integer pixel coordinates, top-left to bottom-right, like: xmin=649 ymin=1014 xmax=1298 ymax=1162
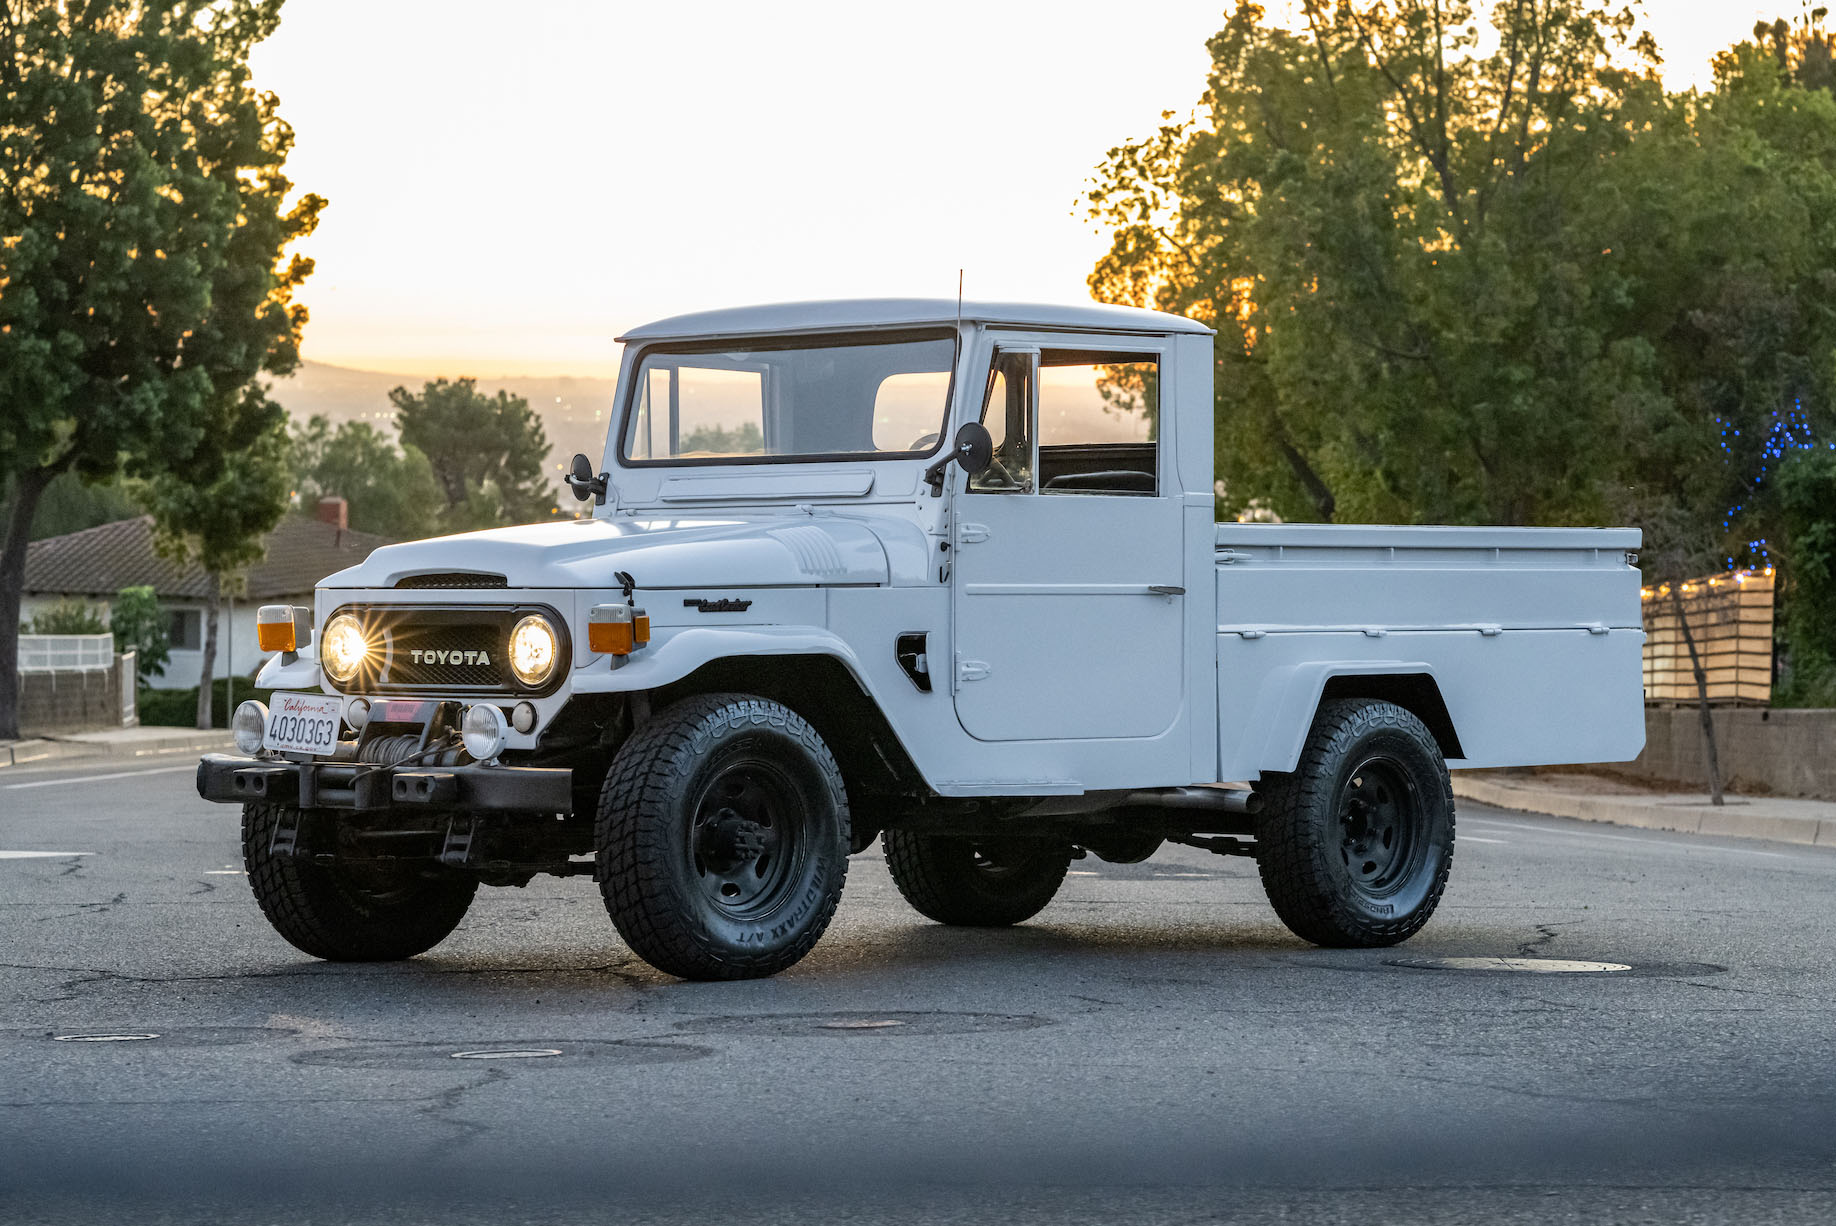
xmin=1212 ymin=524 xmax=1645 ymax=778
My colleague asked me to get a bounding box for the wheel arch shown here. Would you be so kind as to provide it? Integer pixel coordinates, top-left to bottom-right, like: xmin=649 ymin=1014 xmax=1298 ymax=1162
xmin=1254 ymin=662 xmax=1464 ymax=775
xmin=651 ymin=652 xmax=928 ymax=804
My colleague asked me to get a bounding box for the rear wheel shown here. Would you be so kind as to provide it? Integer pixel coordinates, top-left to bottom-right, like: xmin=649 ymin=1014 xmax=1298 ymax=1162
xmin=882 ymin=832 xmax=1072 ymax=926
xmin=240 ymin=803 xmax=476 ymax=961
xmin=595 ymin=694 xmax=850 ymax=980
xmin=1254 ymin=699 xmax=1454 ymax=947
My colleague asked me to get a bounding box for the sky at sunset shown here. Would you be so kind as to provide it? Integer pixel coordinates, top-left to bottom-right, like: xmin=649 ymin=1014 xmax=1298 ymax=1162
xmin=249 ymin=1 xmax=1803 ymax=378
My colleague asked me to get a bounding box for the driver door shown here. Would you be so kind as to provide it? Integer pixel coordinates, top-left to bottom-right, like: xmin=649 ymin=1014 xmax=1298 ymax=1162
xmin=950 ymin=339 xmax=1187 ymax=742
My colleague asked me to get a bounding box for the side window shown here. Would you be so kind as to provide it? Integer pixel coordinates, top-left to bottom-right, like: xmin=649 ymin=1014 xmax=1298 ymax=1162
xmin=968 ymin=348 xmax=1034 ymax=492
xmin=1037 ymin=350 xmax=1159 ymax=495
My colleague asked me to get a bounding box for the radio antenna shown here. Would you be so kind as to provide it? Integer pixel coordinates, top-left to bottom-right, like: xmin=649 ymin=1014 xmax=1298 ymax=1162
xmin=956 ymin=269 xmax=963 ymax=331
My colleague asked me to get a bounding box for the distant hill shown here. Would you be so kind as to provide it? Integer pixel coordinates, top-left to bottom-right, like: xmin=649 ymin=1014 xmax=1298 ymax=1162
xmin=266 ymin=360 xmax=620 ymax=491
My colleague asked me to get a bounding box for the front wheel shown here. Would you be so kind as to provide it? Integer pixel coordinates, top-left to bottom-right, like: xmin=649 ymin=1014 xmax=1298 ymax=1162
xmin=241 ymin=803 xmax=477 ymax=961
xmin=882 ymin=832 xmax=1072 ymax=926
xmin=595 ymin=694 xmax=850 ymax=980
xmin=1254 ymin=699 xmax=1454 ymax=947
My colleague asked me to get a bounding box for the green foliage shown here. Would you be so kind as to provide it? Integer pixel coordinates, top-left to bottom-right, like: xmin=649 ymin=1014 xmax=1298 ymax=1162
xmin=0 ymin=0 xmax=321 ymax=738
xmin=290 ymin=414 xmax=441 ymax=539
xmin=392 ymin=379 xmax=557 ymax=530
xmin=26 ymin=473 xmax=141 ymax=540
xmin=680 ymin=422 xmax=765 ymax=454
xmin=25 ymin=598 xmax=106 ymax=636
xmin=110 ymin=585 xmax=170 ymax=685
xmin=1776 ymin=451 xmax=1836 ymax=705
xmin=138 ymin=682 xmax=272 ymax=728
xmin=1084 ymin=0 xmax=1836 ymax=578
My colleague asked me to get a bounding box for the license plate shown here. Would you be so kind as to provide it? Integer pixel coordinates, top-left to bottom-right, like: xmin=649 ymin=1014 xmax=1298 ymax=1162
xmin=262 ymin=692 xmax=345 ymax=757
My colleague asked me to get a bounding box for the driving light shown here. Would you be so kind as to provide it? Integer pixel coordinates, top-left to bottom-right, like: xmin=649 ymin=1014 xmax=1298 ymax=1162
xmin=508 ymin=614 xmax=558 ymax=687
xmin=233 ymin=700 xmax=269 ymax=756
xmin=321 ymin=613 xmax=369 ymax=685
xmin=462 ymin=703 xmax=509 ymax=762
xmin=345 ymin=697 xmax=370 ymax=730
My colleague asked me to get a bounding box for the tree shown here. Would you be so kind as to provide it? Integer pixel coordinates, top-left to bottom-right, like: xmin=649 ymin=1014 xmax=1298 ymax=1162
xmin=1087 ymin=1 xmax=1682 ymax=529
xmin=110 ymin=585 xmax=170 ymax=686
xmin=142 ymin=406 xmax=292 ymax=727
xmin=290 ymin=414 xmax=441 ymax=539
xmin=392 ymin=379 xmax=557 ymax=530
xmin=0 ymin=0 xmax=323 ymax=739
xmin=25 ymin=473 xmax=141 ymax=540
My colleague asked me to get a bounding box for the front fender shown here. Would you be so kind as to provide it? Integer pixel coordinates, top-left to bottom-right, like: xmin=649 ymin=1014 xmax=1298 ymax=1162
xmin=570 ymin=625 xmax=871 ymax=696
xmin=256 ymin=649 xmax=323 ymax=692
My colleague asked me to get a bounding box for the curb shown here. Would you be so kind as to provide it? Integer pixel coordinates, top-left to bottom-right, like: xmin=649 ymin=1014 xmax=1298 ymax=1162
xmin=1451 ymin=774 xmax=1836 ymax=848
xmin=1 ymin=730 xmax=232 ymax=770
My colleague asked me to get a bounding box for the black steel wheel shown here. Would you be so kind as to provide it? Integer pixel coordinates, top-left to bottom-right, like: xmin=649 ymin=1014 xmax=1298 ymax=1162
xmin=1254 ymin=699 xmax=1454 ymax=947
xmin=882 ymin=831 xmax=1072 ymax=926
xmin=595 ymin=694 xmax=849 ymax=980
xmin=240 ymin=803 xmax=476 ymax=961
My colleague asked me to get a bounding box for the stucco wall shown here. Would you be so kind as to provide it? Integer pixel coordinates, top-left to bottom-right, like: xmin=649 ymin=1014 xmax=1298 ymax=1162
xmin=1627 ymin=706 xmax=1836 ymax=801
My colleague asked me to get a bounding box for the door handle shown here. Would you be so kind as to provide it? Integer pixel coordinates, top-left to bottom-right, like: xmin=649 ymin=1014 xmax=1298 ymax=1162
xmin=1148 ymin=585 xmax=1185 ymax=597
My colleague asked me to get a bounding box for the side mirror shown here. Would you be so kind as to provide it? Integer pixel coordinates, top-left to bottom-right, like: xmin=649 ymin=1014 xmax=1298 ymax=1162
xmin=566 ymin=452 xmax=610 ymax=506
xmin=924 ymin=423 xmax=995 ymax=497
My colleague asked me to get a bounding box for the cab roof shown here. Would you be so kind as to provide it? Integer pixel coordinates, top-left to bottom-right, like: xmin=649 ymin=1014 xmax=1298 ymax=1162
xmin=617 ymin=298 xmax=1214 ymax=343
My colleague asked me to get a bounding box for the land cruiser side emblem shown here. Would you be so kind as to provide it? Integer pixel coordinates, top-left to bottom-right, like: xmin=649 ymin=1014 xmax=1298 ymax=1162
xmin=409 ymin=649 xmax=492 ymax=665
xmin=684 ymin=598 xmax=752 ymax=613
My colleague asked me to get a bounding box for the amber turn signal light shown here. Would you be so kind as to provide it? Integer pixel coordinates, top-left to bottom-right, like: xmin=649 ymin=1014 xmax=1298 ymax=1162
xmin=256 ymin=605 xmax=305 ymax=653
xmin=588 ymin=603 xmax=650 ymax=656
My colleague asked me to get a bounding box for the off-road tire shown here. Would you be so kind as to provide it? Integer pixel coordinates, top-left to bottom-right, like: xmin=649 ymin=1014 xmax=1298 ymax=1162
xmin=240 ymin=803 xmax=477 ymax=961
xmin=882 ymin=832 xmax=1072 ymax=926
xmin=1254 ymin=699 xmax=1454 ymax=947
xmin=595 ymin=694 xmax=850 ymax=981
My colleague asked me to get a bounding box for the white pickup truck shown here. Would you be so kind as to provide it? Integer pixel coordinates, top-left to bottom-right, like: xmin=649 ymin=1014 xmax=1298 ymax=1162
xmin=198 ymin=299 xmax=1645 ymax=980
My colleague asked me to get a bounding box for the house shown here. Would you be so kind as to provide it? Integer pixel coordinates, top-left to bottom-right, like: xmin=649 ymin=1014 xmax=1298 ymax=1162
xmin=21 ymin=500 xmax=389 ymax=690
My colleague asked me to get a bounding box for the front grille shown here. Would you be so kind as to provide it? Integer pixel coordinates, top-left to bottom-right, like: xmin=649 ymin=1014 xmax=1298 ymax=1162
xmin=395 ymin=572 xmax=509 ymax=589
xmin=382 ymin=622 xmax=507 ymax=689
xmin=332 ymin=604 xmax=567 ymax=697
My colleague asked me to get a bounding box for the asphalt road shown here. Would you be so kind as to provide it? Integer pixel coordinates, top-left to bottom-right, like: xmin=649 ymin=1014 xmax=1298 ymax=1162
xmin=3 ymin=759 xmax=1835 ymax=1225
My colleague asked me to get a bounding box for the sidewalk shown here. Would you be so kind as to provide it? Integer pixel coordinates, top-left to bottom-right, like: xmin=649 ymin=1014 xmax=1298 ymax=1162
xmin=1452 ymin=769 xmax=1836 ymax=848
xmin=0 ymin=725 xmax=231 ymax=769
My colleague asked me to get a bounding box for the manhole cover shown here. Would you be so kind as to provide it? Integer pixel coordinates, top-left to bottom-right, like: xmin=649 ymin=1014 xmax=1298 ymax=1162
xmin=27 ymin=1027 xmax=294 ymax=1047
xmin=292 ymin=1039 xmax=710 ymax=1069
xmin=1387 ymin=957 xmax=1633 ymax=973
xmin=672 ymin=1012 xmax=1051 ymax=1037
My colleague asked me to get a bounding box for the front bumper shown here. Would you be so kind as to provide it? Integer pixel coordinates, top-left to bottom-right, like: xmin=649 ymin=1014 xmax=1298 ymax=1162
xmin=196 ymin=754 xmax=573 ymax=813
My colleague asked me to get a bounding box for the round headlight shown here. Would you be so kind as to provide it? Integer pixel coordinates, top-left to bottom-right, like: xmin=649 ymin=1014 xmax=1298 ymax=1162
xmin=233 ymin=700 xmax=269 ymax=756
xmin=462 ymin=703 xmax=509 ymax=762
xmin=320 ymin=613 xmax=369 ymax=685
xmin=508 ymin=614 xmax=558 ymax=688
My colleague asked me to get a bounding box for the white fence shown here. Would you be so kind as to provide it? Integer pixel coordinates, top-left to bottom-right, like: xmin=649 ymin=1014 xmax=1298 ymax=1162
xmin=18 ymin=634 xmax=116 ymax=673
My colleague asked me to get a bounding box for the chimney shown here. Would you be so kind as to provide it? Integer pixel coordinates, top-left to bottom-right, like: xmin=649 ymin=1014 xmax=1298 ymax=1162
xmin=315 ymin=496 xmax=349 ymax=532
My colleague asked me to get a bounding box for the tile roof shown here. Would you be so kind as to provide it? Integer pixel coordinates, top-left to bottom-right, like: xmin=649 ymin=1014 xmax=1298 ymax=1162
xmin=23 ymin=515 xmax=393 ymax=602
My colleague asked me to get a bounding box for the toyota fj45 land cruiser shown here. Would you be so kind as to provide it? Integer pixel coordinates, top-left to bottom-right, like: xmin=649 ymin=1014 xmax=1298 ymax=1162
xmin=198 ymin=299 xmax=1645 ymax=980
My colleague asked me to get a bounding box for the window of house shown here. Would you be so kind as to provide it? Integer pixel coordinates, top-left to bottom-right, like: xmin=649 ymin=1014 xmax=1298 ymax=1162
xmin=167 ymin=608 xmax=201 ymax=651
xmin=1036 ymin=350 xmax=1159 ymax=496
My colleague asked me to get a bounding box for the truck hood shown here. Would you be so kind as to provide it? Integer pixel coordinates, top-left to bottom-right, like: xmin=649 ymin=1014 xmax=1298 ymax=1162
xmin=320 ymin=516 xmax=890 ymax=590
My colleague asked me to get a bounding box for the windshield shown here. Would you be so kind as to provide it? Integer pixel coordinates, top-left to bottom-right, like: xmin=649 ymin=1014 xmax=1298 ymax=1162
xmin=620 ymin=331 xmax=955 ymax=465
